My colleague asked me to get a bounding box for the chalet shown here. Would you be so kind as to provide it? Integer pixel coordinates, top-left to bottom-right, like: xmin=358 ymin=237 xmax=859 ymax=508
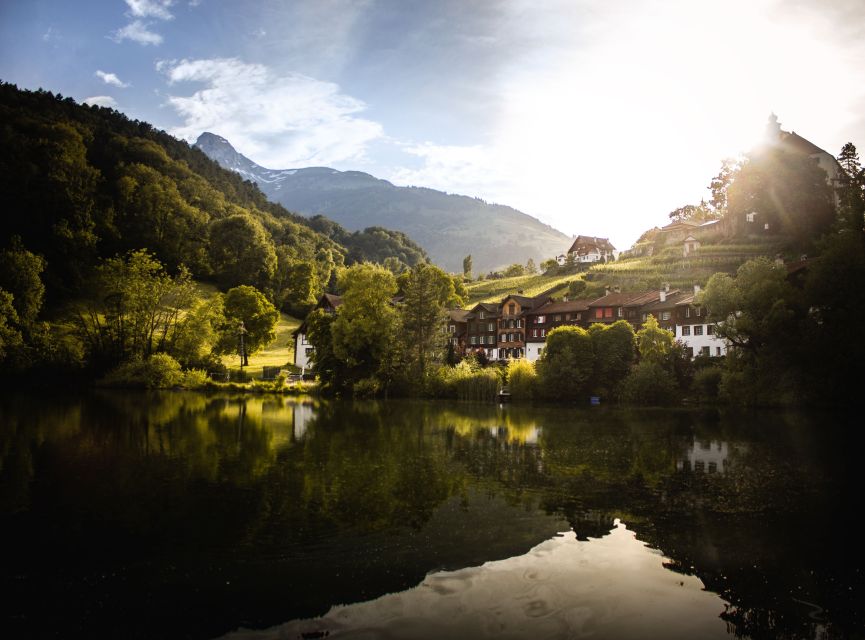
xmin=293 ymin=293 xmax=342 ymax=370
xmin=683 ymin=235 xmax=700 ymax=257
xmin=672 ymin=287 xmax=727 ymax=358
xmin=640 ymin=287 xmax=687 ymax=333
xmin=587 ymin=289 xmax=664 ymax=328
xmin=465 ymin=302 xmax=500 ymax=360
xmin=766 ymin=113 xmax=843 ymax=188
xmin=524 ymin=298 xmax=592 ymax=361
xmin=446 ymin=308 xmax=470 ymax=353
xmin=497 ymin=293 xmax=554 ymax=360
xmin=567 ymin=235 xmax=617 ymax=263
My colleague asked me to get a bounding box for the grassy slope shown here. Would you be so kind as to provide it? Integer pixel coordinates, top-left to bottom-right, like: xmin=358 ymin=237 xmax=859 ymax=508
xmin=465 ymin=238 xmax=781 ymax=305
xmin=222 ymin=312 xmax=301 ymax=379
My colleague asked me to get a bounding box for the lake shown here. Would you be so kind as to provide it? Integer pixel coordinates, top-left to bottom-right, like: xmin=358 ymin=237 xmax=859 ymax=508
xmin=1 ymin=392 xmax=862 ymax=639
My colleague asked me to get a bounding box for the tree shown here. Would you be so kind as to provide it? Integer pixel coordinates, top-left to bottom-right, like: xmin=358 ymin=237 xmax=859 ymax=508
xmin=836 ymin=142 xmax=864 ymax=232
xmin=726 ymin=148 xmax=834 ymax=242
xmin=397 ymin=263 xmax=451 ymax=382
xmin=76 ymin=250 xmax=196 ymax=364
xmin=463 ymin=254 xmax=472 ymax=279
xmin=635 ymin=315 xmax=674 ymax=365
xmin=0 ymin=290 xmax=24 ymax=364
xmin=503 ymin=263 xmax=525 ymax=277
xmin=567 ymin=280 xmax=587 ymax=298
xmin=541 ymin=258 xmax=559 ymax=274
xmin=525 ymin=258 xmax=537 ymax=274
xmin=218 ymin=285 xmax=279 ymax=366
xmin=0 ymin=239 xmax=46 ymax=330
xmin=536 ymin=325 xmax=594 ymax=400
xmin=589 ymin=320 xmax=636 ymax=397
xmin=708 ymin=158 xmax=738 ymax=214
xmin=331 ymin=263 xmax=398 ymax=386
xmin=208 ymin=213 xmax=278 ymax=291
xmin=306 ymin=308 xmax=346 ymax=393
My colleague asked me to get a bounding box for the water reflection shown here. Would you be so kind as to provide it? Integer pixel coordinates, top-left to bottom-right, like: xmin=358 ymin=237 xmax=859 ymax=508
xmin=0 ymin=393 xmax=861 ymax=640
xmin=224 ymin=521 xmax=729 ymax=640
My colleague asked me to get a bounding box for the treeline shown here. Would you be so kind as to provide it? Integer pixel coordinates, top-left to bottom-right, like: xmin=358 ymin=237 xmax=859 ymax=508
xmin=0 ymin=83 xmax=430 ymax=382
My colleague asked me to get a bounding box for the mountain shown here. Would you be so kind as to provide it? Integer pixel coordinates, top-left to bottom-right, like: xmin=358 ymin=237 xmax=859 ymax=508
xmin=195 ymin=133 xmax=570 ymax=273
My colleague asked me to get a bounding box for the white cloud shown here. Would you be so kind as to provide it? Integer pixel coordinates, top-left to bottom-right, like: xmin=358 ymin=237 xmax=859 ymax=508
xmin=125 ymin=0 xmax=174 ymax=20
xmin=389 ymin=142 xmax=509 ymax=198
xmin=96 ymin=70 xmax=130 ymax=88
xmin=83 ymin=96 xmax=119 ymax=108
xmin=159 ymin=58 xmax=384 ymax=167
xmin=111 ymin=20 xmax=163 ymax=45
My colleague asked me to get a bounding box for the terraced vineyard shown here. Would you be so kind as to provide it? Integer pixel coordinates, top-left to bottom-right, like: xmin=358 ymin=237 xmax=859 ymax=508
xmin=464 ymin=238 xmax=781 ymax=304
xmin=466 ymin=273 xmax=579 ymax=304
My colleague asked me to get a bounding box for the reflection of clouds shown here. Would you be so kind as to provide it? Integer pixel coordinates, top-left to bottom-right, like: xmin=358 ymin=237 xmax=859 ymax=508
xmin=222 ymin=521 xmax=729 ymax=640
xmin=677 ymin=439 xmax=734 ymax=475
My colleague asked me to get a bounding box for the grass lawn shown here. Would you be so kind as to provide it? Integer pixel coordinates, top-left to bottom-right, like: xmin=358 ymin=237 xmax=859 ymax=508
xmin=222 ymin=312 xmax=301 ymax=379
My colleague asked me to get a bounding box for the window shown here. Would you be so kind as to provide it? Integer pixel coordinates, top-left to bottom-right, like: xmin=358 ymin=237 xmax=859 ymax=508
xmin=541 ymin=329 xmax=546 ymax=337
xmin=686 ymin=347 xmax=694 ymax=358
xmin=517 ymin=320 xmax=522 ymax=328
xmin=471 ymin=336 xmax=477 ymax=345
xmin=449 ymin=324 xmax=455 ymax=333
xmin=555 ymin=314 xmax=562 ymax=322
xmin=595 ymin=308 xmax=603 ymax=319
xmin=488 ymin=322 xmax=494 ymax=332
xmin=701 ymin=346 xmax=710 ymax=356
xmin=694 ymin=325 xmax=703 ymax=336
xmin=508 ymin=303 xmax=516 ymax=315
xmin=696 ymin=307 xmax=702 ymax=316
xmin=707 ymin=325 xmax=714 ymax=335
xmin=479 ymin=311 xmax=485 ymax=319
xmin=685 ymin=307 xmax=690 ymax=318
xmin=604 ymin=308 xmax=613 ymax=318
xmin=565 ymin=314 xmax=571 ymax=320
xmin=617 ymin=307 xmax=623 ymax=317
xmin=305 ymin=347 xmax=314 ymax=357
xmin=577 ymin=313 xmax=582 ymax=321
xmin=538 ymin=347 xmax=543 ymax=355
xmin=532 ymin=329 xmax=538 ymax=337
xmin=682 ymin=325 xmax=691 ymax=336
xmin=716 ymin=347 xmax=722 ymax=356
xmin=661 ymin=311 xmax=671 ymax=321
xmin=627 ymin=310 xmax=636 ymax=318
xmin=538 ymin=315 xmax=546 ymax=324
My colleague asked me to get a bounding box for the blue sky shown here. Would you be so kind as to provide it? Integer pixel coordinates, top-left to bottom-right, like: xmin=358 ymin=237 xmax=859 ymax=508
xmin=2 ymin=0 xmax=864 ymax=251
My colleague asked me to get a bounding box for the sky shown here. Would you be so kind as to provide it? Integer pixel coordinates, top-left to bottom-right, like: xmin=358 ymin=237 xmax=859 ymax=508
xmin=2 ymin=0 xmax=864 ymax=251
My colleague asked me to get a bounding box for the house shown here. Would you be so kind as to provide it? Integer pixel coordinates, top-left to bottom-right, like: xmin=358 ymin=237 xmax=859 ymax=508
xmin=567 ymin=235 xmax=617 ymax=263
xmin=292 ymin=293 xmax=342 ymax=370
xmin=496 ymin=293 xmax=552 ymax=360
xmin=446 ymin=308 xmax=470 ymax=354
xmin=524 ymin=298 xmax=592 ymax=361
xmin=766 ymin=113 xmax=843 ymax=188
xmin=586 ymin=289 xmax=665 ymax=328
xmin=683 ymin=235 xmax=700 ymax=257
xmin=671 ymin=286 xmax=728 ymax=358
xmin=464 ymin=302 xmax=500 ymax=360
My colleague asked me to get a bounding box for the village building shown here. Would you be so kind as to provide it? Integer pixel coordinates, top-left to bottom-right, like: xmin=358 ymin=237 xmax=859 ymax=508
xmin=446 ymin=308 xmax=470 ymax=354
xmin=496 ymin=294 xmax=552 ymax=360
xmin=562 ymin=235 xmax=617 ymax=264
xmin=292 ymin=293 xmax=342 ymax=371
xmin=464 ymin=302 xmax=500 ymax=360
xmin=524 ymin=298 xmax=592 ymax=361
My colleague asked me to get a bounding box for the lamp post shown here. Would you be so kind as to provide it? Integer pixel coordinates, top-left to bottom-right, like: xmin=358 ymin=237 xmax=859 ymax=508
xmin=238 ymin=321 xmax=248 ymax=368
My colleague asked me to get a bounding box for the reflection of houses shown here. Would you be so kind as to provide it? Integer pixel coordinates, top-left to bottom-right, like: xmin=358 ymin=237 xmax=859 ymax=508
xmin=677 ymin=439 xmax=730 ymax=474
xmin=293 ymin=401 xmax=315 ymax=440
xmin=292 ymin=293 xmax=342 ymax=370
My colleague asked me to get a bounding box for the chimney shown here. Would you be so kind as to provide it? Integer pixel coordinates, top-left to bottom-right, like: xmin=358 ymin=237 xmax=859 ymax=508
xmin=693 ymin=284 xmax=701 ymax=294
xmin=613 ymin=285 xmax=621 ymax=294
xmin=663 ymin=282 xmax=670 ymax=293
xmin=659 ymin=289 xmax=666 ymax=303
xmin=604 ymin=286 xmax=611 ymax=296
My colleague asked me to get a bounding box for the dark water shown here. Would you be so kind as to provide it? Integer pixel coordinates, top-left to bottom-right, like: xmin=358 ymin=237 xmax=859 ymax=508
xmin=1 ymin=392 xmax=862 ymax=639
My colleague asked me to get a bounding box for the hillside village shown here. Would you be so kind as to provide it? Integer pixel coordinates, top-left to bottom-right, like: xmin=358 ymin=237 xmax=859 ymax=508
xmin=295 ymin=115 xmax=841 ymax=374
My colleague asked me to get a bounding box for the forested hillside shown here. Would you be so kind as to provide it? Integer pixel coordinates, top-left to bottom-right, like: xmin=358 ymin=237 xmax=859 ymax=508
xmin=0 ymin=83 xmax=427 ymax=311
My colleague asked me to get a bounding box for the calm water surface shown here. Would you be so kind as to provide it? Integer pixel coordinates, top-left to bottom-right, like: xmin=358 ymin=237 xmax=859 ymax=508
xmin=1 ymin=392 xmax=862 ymax=639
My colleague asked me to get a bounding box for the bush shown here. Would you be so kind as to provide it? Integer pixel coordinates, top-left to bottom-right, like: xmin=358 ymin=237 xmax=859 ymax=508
xmin=102 ymin=353 xmax=184 ymax=389
xmin=506 ymin=359 xmax=537 ymax=401
xmin=181 ymin=368 xmax=209 ymax=389
xmin=424 ymin=361 xmax=500 ymax=402
xmin=620 ymin=362 xmax=678 ymax=406
xmin=353 ymin=377 xmax=382 ymax=398
xmin=692 ymin=367 xmax=723 ymax=402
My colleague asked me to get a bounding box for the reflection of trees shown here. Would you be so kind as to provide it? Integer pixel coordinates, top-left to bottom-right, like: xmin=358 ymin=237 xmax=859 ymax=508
xmin=1 ymin=396 xmax=860 ymax=639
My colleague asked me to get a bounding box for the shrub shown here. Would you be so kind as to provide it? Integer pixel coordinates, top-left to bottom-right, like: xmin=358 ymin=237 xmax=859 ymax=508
xmin=506 ymin=359 xmax=537 ymax=401
xmin=353 ymin=377 xmax=382 ymax=398
xmin=620 ymin=362 xmax=678 ymax=406
xmin=691 ymin=367 xmax=723 ymax=402
xmin=102 ymin=353 xmax=184 ymax=389
xmin=181 ymin=368 xmax=209 ymax=389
